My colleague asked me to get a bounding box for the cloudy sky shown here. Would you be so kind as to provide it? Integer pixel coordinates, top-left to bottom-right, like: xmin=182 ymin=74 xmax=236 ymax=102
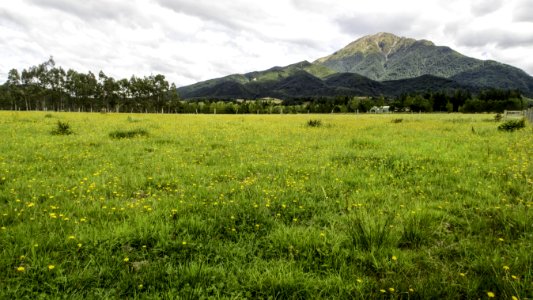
xmin=1 ymin=0 xmax=532 ymax=87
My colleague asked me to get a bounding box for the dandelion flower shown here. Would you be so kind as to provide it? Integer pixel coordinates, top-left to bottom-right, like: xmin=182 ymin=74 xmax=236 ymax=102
xmin=459 ymin=272 xmax=466 ymax=277
xmin=512 ymin=296 xmax=518 ymax=300
xmin=16 ymin=266 xmax=25 ymax=272
xmin=392 ymin=255 xmax=397 ymax=261
xmin=380 ymin=289 xmax=386 ymax=293
xmin=498 ymin=238 xmax=504 ymax=242
xmin=68 ymin=235 xmax=76 ymax=240
xmin=123 ymin=257 xmax=129 ymax=262
xmin=356 ymin=278 xmax=363 ymax=283
xmin=409 ymin=288 xmax=414 ymax=293
xmin=182 ymin=241 xmax=187 ymax=245
xmin=503 ymin=266 xmax=510 ymax=271
xmin=487 ymin=291 xmax=495 ymax=298
xmin=389 ymin=288 xmax=395 ymax=293
xmin=77 ymin=243 xmax=82 ymax=248
xmin=48 ymin=265 xmax=55 ymax=270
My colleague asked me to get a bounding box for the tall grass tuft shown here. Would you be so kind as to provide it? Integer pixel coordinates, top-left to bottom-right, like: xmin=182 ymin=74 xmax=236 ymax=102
xmin=306 ymin=119 xmax=322 ymax=127
xmin=51 ymin=120 xmax=73 ymax=135
xmin=346 ymin=213 xmax=396 ymax=251
xmin=109 ymin=128 xmax=149 ymax=139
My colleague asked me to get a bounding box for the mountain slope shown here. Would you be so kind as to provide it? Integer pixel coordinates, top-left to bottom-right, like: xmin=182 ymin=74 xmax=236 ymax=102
xmin=177 ymin=32 xmax=533 ymax=99
xmin=451 ymin=61 xmax=533 ymax=92
xmin=316 ymin=33 xmax=486 ymax=80
xmin=178 ymin=69 xmax=471 ymax=99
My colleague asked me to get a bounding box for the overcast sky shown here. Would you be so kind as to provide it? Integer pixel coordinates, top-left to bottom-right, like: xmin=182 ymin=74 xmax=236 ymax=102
xmin=1 ymin=0 xmax=532 ymax=87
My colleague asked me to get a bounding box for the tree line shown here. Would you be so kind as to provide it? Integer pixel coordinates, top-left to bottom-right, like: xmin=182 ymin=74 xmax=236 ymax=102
xmin=0 ymin=57 xmax=180 ymax=113
xmin=1 ymin=58 xmax=529 ymax=113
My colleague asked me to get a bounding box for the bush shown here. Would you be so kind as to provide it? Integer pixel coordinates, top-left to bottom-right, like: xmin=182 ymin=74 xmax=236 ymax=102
xmin=51 ymin=121 xmax=73 ymax=135
xmin=391 ymin=118 xmax=403 ymax=123
xmin=497 ymin=118 xmax=526 ymax=132
xmin=306 ymin=119 xmax=322 ymax=127
xmin=109 ymin=128 xmax=149 ymax=139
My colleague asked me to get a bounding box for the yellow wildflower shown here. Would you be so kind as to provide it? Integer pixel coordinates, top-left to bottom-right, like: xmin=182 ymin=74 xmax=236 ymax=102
xmin=48 ymin=265 xmax=55 ymax=270
xmin=16 ymin=266 xmax=25 ymax=272
xmin=487 ymin=291 xmax=495 ymax=298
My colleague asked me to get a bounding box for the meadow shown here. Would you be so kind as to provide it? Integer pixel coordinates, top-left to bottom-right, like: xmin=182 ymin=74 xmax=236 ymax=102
xmin=0 ymin=111 xmax=531 ymax=299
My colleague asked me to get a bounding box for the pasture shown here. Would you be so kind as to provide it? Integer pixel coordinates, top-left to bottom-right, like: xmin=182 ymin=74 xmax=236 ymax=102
xmin=0 ymin=112 xmax=531 ymax=299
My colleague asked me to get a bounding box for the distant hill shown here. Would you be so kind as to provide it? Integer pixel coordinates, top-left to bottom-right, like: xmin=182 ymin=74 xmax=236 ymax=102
xmin=177 ymin=33 xmax=533 ymax=99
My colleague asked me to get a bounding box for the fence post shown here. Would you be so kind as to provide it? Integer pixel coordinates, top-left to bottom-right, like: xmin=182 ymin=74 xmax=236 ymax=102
xmin=526 ymin=108 xmax=533 ymax=123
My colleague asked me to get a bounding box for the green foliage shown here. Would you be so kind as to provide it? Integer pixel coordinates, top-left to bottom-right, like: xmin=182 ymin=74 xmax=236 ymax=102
xmin=50 ymin=120 xmax=73 ymax=135
xmin=109 ymin=128 xmax=149 ymax=139
xmin=494 ymin=113 xmax=503 ymax=122
xmin=498 ymin=118 xmax=526 ymax=132
xmin=391 ymin=118 xmax=403 ymax=123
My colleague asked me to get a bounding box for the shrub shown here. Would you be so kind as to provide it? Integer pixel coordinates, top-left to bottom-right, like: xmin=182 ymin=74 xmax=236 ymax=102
xmin=51 ymin=121 xmax=73 ymax=135
xmin=391 ymin=118 xmax=403 ymax=123
xmin=306 ymin=119 xmax=322 ymax=127
xmin=497 ymin=118 xmax=526 ymax=132
xmin=44 ymin=113 xmax=53 ymax=118
xmin=109 ymin=128 xmax=149 ymax=139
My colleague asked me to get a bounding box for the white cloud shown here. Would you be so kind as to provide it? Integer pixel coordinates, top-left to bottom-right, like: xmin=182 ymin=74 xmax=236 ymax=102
xmin=0 ymin=0 xmax=532 ymax=86
xmin=471 ymin=0 xmax=505 ymax=16
xmin=514 ymin=0 xmax=533 ymax=22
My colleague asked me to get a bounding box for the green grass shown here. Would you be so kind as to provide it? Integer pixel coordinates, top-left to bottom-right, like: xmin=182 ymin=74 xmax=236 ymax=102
xmin=0 ymin=112 xmax=531 ymax=299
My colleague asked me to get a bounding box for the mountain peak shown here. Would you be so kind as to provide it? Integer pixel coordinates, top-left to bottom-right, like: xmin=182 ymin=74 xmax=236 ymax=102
xmin=318 ymin=33 xmax=435 ymax=64
xmin=314 ymin=33 xmax=454 ymax=80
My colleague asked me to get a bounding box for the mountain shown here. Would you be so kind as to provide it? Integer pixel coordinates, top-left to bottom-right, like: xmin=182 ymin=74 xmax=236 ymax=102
xmin=178 ymin=33 xmax=533 ymax=99
xmin=314 ymin=32 xmax=478 ymax=81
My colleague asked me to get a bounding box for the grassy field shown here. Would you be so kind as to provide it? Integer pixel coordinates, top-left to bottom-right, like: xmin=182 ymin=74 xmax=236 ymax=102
xmin=0 ymin=111 xmax=531 ymax=299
